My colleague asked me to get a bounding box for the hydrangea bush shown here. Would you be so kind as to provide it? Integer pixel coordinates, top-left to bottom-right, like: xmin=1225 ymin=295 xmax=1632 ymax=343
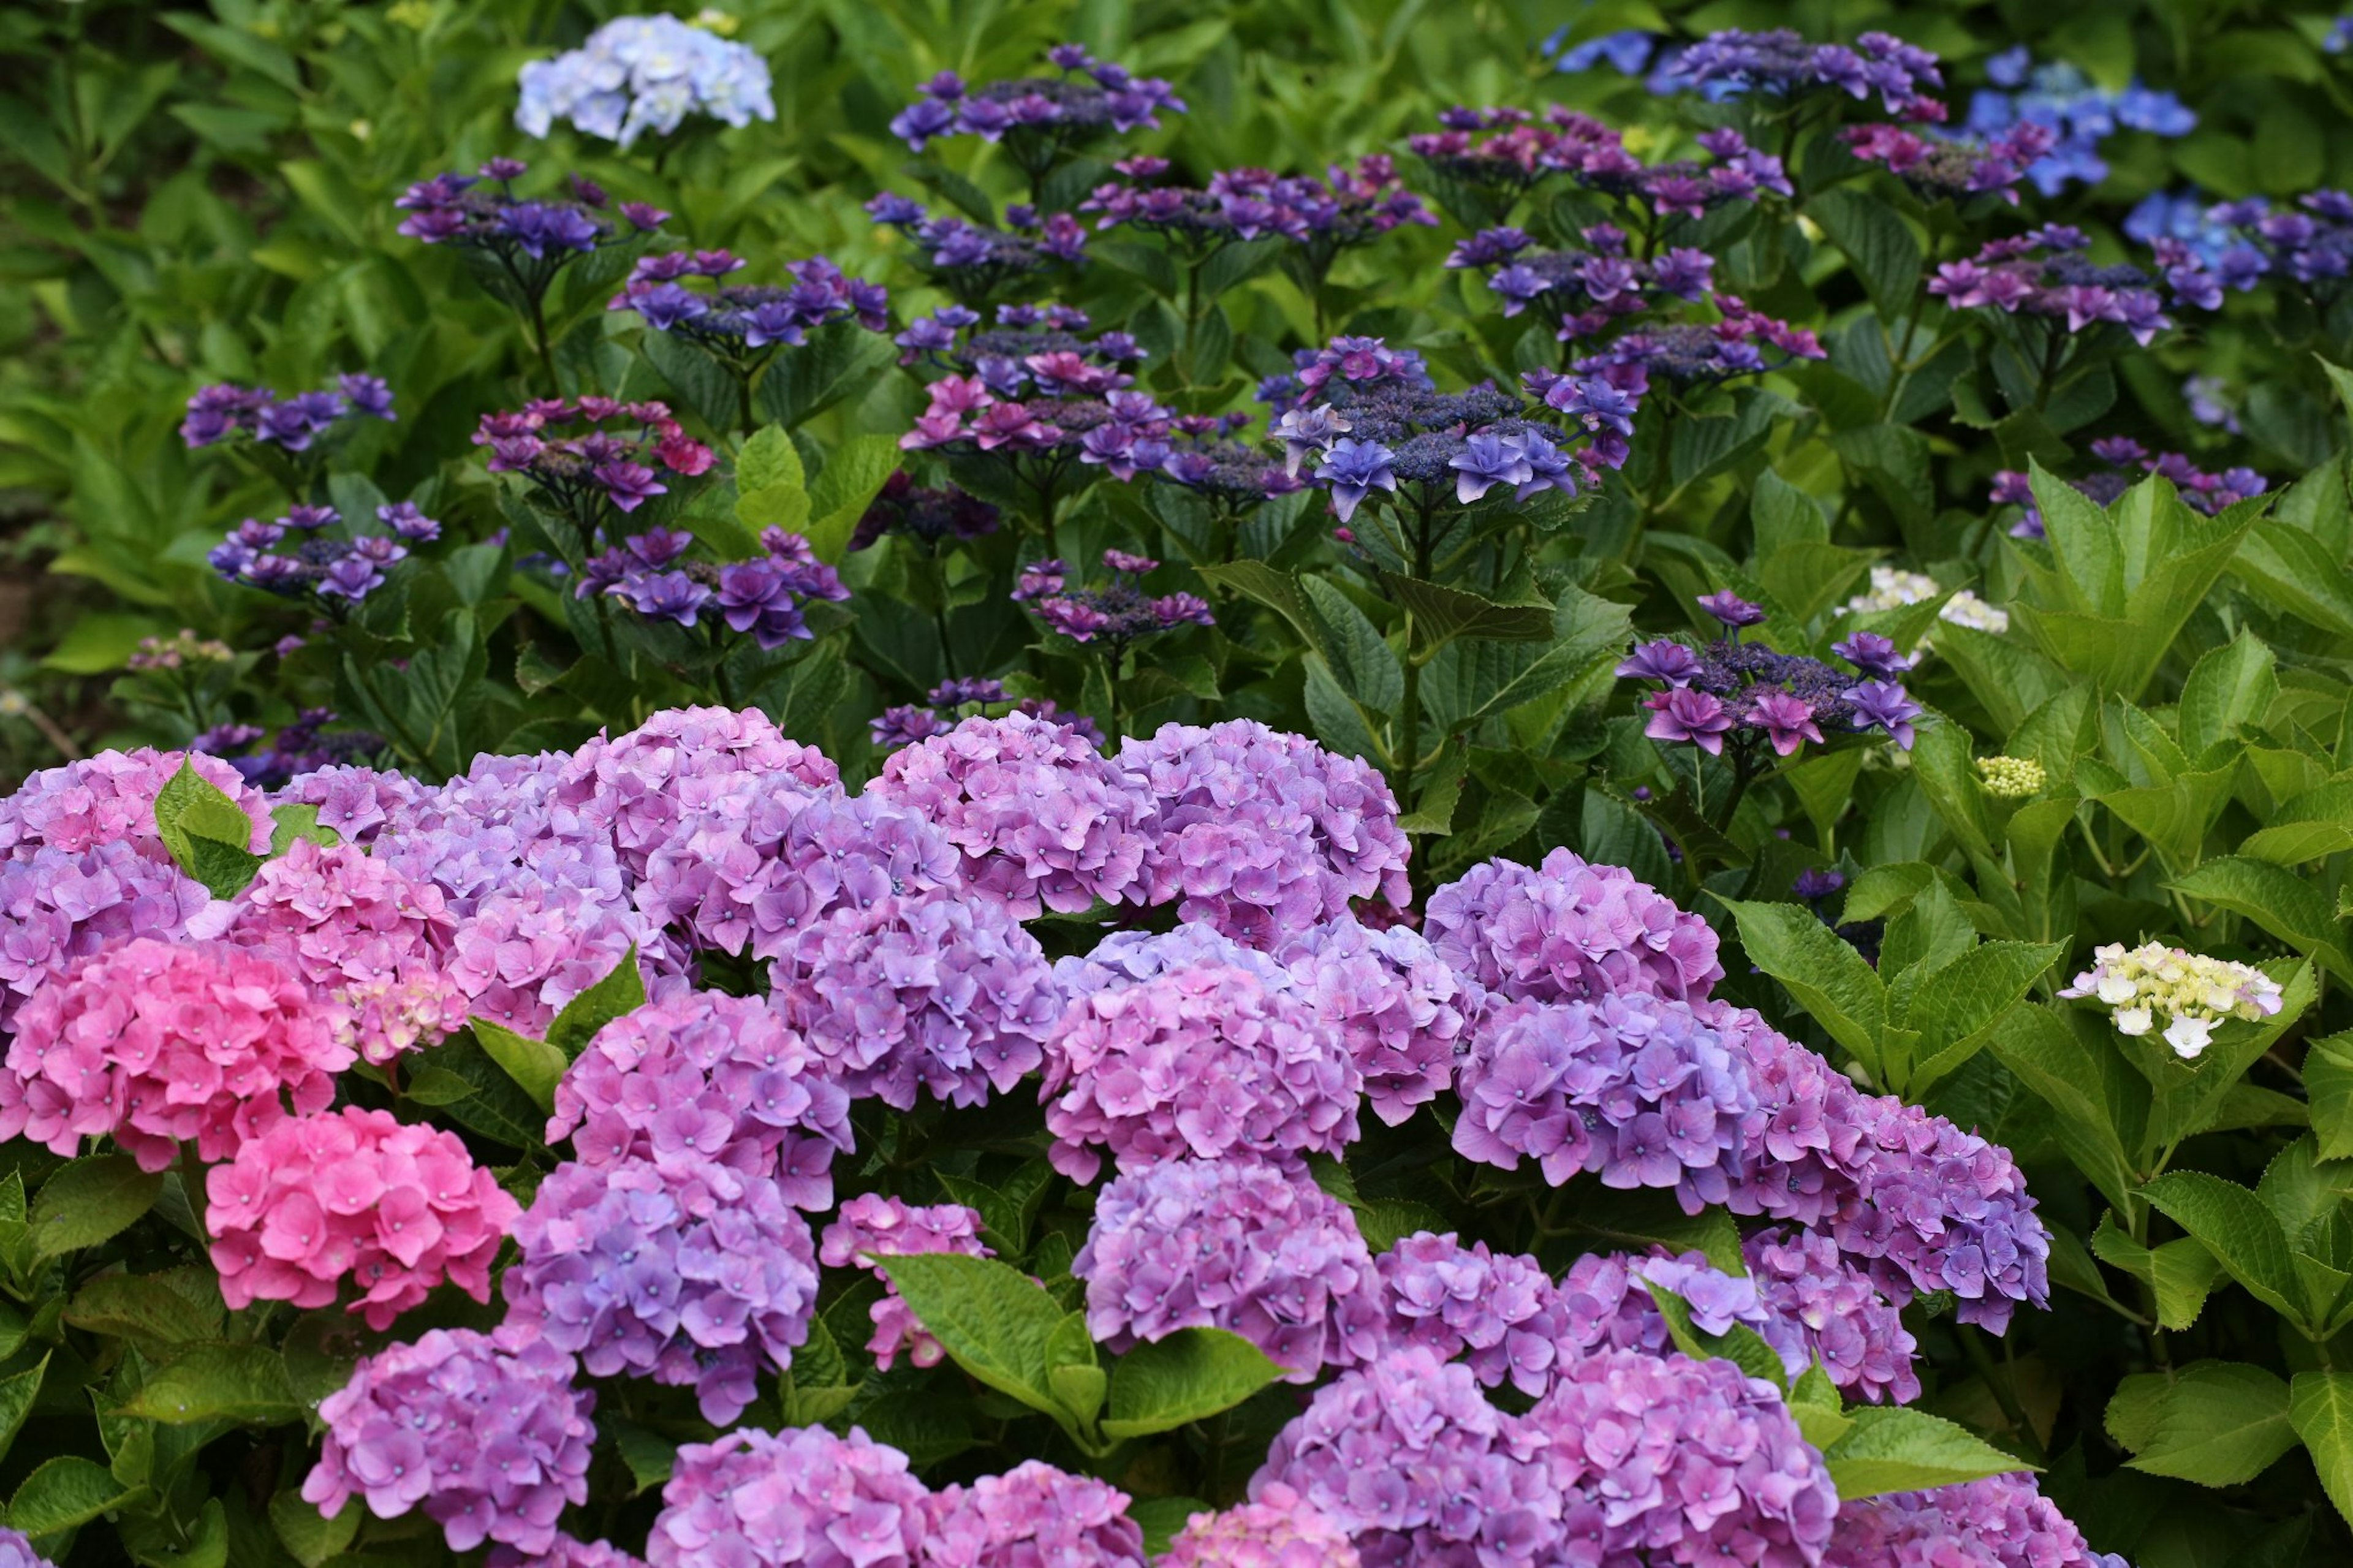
xmin=9 ymin=1 xmax=2353 ymax=1564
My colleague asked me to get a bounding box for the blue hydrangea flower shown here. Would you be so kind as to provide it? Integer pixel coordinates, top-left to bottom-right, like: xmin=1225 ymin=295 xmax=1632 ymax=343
xmin=517 ymin=14 xmax=776 ymax=147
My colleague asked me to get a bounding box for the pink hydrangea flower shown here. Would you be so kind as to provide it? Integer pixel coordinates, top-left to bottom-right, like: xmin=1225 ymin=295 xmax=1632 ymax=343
xmin=1425 ymin=847 xmax=1723 ymax=1006
xmin=648 ymin=1426 xmax=928 ymax=1568
xmin=207 ymin=1105 xmax=519 ymax=1330
xmin=0 ymin=937 xmax=352 ymax=1171
xmin=0 ymin=841 xmax=211 ymax=1033
xmin=1159 ymin=1485 xmax=1361 ymax=1568
xmin=818 ymin=1194 xmax=991 ymax=1371
xmin=0 ymin=747 xmax=269 ymax=863
xmin=919 ymin=1461 xmax=1145 ymax=1567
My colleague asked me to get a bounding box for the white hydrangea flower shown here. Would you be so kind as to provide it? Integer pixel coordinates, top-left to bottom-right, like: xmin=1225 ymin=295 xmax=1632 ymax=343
xmin=2059 ymin=941 xmax=2284 ymax=1060
xmin=517 ymin=14 xmax=775 ymax=148
xmin=1841 ymin=566 xmax=2011 ymax=646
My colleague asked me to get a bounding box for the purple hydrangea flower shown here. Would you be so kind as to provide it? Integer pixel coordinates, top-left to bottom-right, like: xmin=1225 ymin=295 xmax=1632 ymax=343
xmin=1158 ymin=1487 xmax=1360 ymax=1568
xmin=303 ymin=1327 xmax=595 ymax=1557
xmin=1274 ymin=917 xmax=1469 ymax=1126
xmin=0 ymin=841 xmax=211 ymax=1033
xmin=1375 ymin=1233 xmax=1578 ymax=1398
xmin=1425 ymin=849 xmax=1722 ymax=1006
xmin=647 ymin=1426 xmax=928 ymax=1568
xmin=919 ymin=1461 xmax=1146 ymax=1567
xmin=1076 ymin=1155 xmax=1387 ymax=1381
xmin=1825 ymin=1472 xmax=2123 ymax=1568
xmin=502 ymin=1156 xmax=819 ymax=1426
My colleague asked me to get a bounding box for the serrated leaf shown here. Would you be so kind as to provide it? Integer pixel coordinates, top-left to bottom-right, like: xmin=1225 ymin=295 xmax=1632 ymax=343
xmin=65 ymin=1273 xmax=225 ymax=1349
xmin=1102 ymin=1328 xmax=1286 ymax=1441
xmin=1806 ymin=189 xmax=1923 ymax=317
xmin=613 ymin=1421 xmax=676 ymax=1497
xmin=6 ymin=1456 xmax=140 ymax=1539
xmin=2310 ymin=1033 xmax=2353 ymax=1162
xmin=268 ymin=804 xmax=339 ymax=856
xmin=270 ymin=1491 xmax=358 ymax=1568
xmin=2140 ymin=1170 xmax=2309 ymax=1327
xmin=1377 ymin=572 xmax=1553 ymax=653
xmin=737 ymin=425 xmax=805 ymax=495
xmin=31 ymin=1156 xmax=163 ymax=1260
xmin=115 ymin=1342 xmax=299 ymax=1425
xmin=2090 ymin=1213 xmax=2224 ymax=1330
xmin=0 ymin=1356 xmax=45 ymax=1472
xmin=544 ymin=946 xmax=647 ymax=1060
xmin=2291 ymin=1368 xmax=2353 ymax=1529
xmin=878 ymin=1254 xmax=1068 ymax=1428
xmin=180 ymin=836 xmax=266 ymax=900
xmin=2110 ymin=1362 xmax=2296 ymax=1485
xmin=469 ymin=1017 xmax=569 ymax=1115
xmin=1719 ymin=900 xmax=1885 ymax=1072
xmin=1823 ymin=1406 xmax=2032 ymax=1498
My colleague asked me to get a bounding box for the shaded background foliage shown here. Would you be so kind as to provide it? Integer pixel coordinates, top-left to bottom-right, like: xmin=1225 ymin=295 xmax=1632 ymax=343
xmin=14 ymin=2 xmax=2353 ymax=1567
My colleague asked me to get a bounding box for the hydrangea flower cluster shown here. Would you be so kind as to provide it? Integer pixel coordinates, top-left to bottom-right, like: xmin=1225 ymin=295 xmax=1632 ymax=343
xmin=577 ymin=524 xmax=849 ymax=646
xmin=868 ymin=687 xmax=1105 ymax=753
xmin=1521 ymin=1345 xmax=1839 ymax=1566
xmin=1114 ymin=718 xmax=1412 ymax=944
xmin=1159 ymin=1486 xmax=1360 ymax=1568
xmin=474 ymin=397 xmax=715 ymax=536
xmin=1409 ymin=106 xmax=1792 ymax=216
xmin=865 ymin=193 xmax=1089 ymax=295
xmin=1928 ymin=225 xmax=2219 ymax=346
xmin=548 ymin=989 xmax=852 ymax=1210
xmin=920 ymin=1461 xmax=1146 ymax=1568
xmin=1824 ymin=1473 xmax=2129 ymax=1568
xmin=1844 ymin=118 xmax=2058 ymax=203
xmin=1075 ymin=1155 xmax=1385 ymax=1380
xmin=1964 ymin=49 xmax=2196 ymax=196
xmin=895 ymin=301 xmax=1144 ymax=394
xmin=684 ymin=785 xmax=964 ymax=963
xmin=818 ymin=1194 xmax=992 ymax=1371
xmin=1251 ymin=1346 xmax=1559 ymax=1567
xmin=1745 ymin=1226 xmax=1923 ymax=1404
xmin=608 ymin=248 xmax=889 ymax=365
xmin=1452 ymin=991 xmax=1763 ymax=1208
xmin=1553 ymin=295 xmax=1827 ymax=389
xmin=1423 ymin=846 xmax=1722 ymax=1005
xmin=1841 ymin=564 xmax=2010 ymax=638
xmin=1976 ymin=755 xmax=2046 ymax=798
xmin=205 ymin=499 xmax=441 ymax=605
xmin=516 ymin=13 xmax=776 ymax=146
xmin=208 ymin=1105 xmax=518 ymax=1328
xmin=124 ymin=627 xmax=236 ymax=671
xmin=1618 ymin=599 xmax=1926 ymax=757
xmin=1635 ymin=28 xmax=1947 ymax=114
xmin=1274 ymin=916 xmax=1467 ymax=1124
xmin=648 ymin=1426 xmax=928 ymax=1568
xmin=1013 ymin=549 xmax=1215 ymax=650
xmin=1376 ymin=1232 xmax=1579 ymax=1397
xmin=2059 ymin=941 xmax=2286 ymax=1059
xmin=900 ymin=373 xmax=1181 ymax=510
xmin=397 ymin=161 xmax=665 ymax=300
xmin=0 ymin=937 xmax=350 ymax=1171
xmin=179 ymin=373 xmax=395 ymax=453
xmin=0 ymin=747 xmax=267 ymax=862
xmin=888 ymin=44 xmax=1185 ymax=176
xmin=1448 ymin=223 xmax=1715 ymax=319
xmin=1042 ymin=963 xmax=1360 ymax=1181
xmin=1080 ymin=156 xmax=1436 ymax=268
xmin=503 ymin=1156 xmax=819 ymax=1425
xmin=304 ymin=1327 xmax=595 ymax=1557
xmin=0 ymin=840 xmax=209 ymax=1032
xmin=868 ymin=711 xmax=1153 ymax=917
xmin=850 ymin=471 xmax=1001 ymax=551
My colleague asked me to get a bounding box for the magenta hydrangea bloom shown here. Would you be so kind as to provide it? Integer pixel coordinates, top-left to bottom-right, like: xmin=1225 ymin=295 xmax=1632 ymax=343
xmin=0 ymin=747 xmax=269 ymax=863
xmin=208 ymin=1106 xmax=518 ymax=1330
xmin=1425 ymin=848 xmax=1722 ymax=1006
xmin=919 ymin=1460 xmax=1146 ymax=1567
xmin=502 ymin=1156 xmax=819 ymax=1426
xmin=1042 ymin=963 xmax=1361 ymax=1181
xmin=1275 ymin=917 xmax=1469 ymax=1126
xmin=1711 ymin=1000 xmax=2051 ymax=1331
xmin=867 ymin=710 xmax=1156 ymax=917
xmin=1076 ymin=1156 xmax=1387 ymax=1381
xmin=216 ymin=836 xmax=465 ymax=1062
xmin=1375 ymin=1233 xmax=1577 ymax=1398
xmin=648 ymin=1426 xmax=928 ymax=1568
xmin=304 ymin=1326 xmax=595 ymax=1558
xmin=1159 ymin=1485 xmax=1361 ymax=1568
xmin=548 ymin=990 xmax=852 ymax=1210
xmin=770 ymin=885 xmax=1062 ymax=1110
xmin=1115 ymin=719 xmax=1411 ymax=945
xmin=0 ymin=841 xmax=211 ymax=1032
xmin=0 ymin=937 xmax=352 ymax=1171
xmin=556 ymin=705 xmax=838 ymax=887
xmin=1824 ymin=1473 xmax=2126 ymax=1568
xmin=1452 ymin=992 xmax=1763 ymax=1211
xmin=1251 ymin=1346 xmax=1559 ymax=1568
xmin=819 ymin=1194 xmax=991 ymax=1371
xmin=1521 ymin=1346 xmax=1837 ymax=1567
xmin=1557 ymin=1250 xmax=1770 ymax=1355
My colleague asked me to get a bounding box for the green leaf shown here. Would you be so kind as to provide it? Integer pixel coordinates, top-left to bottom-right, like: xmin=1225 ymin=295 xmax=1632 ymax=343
xmin=2178 ymin=631 xmax=2279 ymax=754
xmin=409 ymin=1033 xmax=547 ymax=1150
xmin=6 ymin=1456 xmax=140 ymax=1539
xmin=1806 ymin=188 xmax=1923 ymax=317
xmin=1377 ymin=572 xmax=1553 ymax=653
xmin=1129 ymin=1496 xmax=1210 ymax=1558
xmin=2308 ymin=1032 xmax=2353 ymax=1162
xmin=1298 ymin=576 xmax=1402 ymax=711
xmin=878 ymin=1254 xmax=1070 ymax=1426
xmin=0 ymin=1357 xmax=46 ymax=1472
xmin=1896 ymin=945 xmax=2064 ymax=1093
xmin=153 ymin=759 xmax=261 ymax=865
xmin=470 ymin=1018 xmax=569 ymax=1114
xmin=179 ymin=836 xmax=266 ymax=900
xmin=64 ymin=1272 xmax=225 ymax=1350
xmin=1719 ymin=900 xmax=1885 ymax=1072
xmin=737 ymin=425 xmax=806 ymax=495
xmin=1789 ymin=1362 xmax=1854 ymax=1451
xmin=1102 ymin=1328 xmax=1286 ymax=1441
xmin=613 ymin=1422 xmax=677 ymax=1497
xmin=267 ymin=803 xmax=339 ymax=856
xmin=2170 ymin=860 xmax=2353 ymax=985
xmin=804 ymin=434 xmax=903 ymax=562
xmin=114 ymin=1343 xmax=300 ymax=1425
xmin=269 ymin=1491 xmax=358 ymax=1568
xmin=2140 ymin=1170 xmax=2309 ymax=1327
xmin=2090 ymin=1214 xmax=2224 ymax=1331
xmin=2290 ymin=1368 xmax=2353 ymax=1529
xmin=1642 ymin=1281 xmax=1788 ymax=1390
xmin=31 ymin=1156 xmax=163 ymax=1260
xmin=2109 ymin=1362 xmax=2296 ymax=1485
xmin=545 ymin=947 xmax=647 ymax=1060
xmin=1352 ymin=1198 xmax=1453 ymax=1254
xmin=1823 ymin=1406 xmax=2033 ymax=1499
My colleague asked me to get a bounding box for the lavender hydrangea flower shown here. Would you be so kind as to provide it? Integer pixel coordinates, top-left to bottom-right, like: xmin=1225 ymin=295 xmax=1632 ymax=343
xmin=1076 ymin=1156 xmax=1387 ymax=1381
xmin=919 ymin=1461 xmax=1146 ymax=1567
xmin=1825 ymin=1472 xmax=2125 ymax=1568
xmin=647 ymin=1426 xmax=927 ymax=1568
xmin=1042 ymin=963 xmax=1361 ymax=1182
xmin=868 ymin=196 xmax=1089 ymax=295
xmin=1116 ymin=719 xmax=1412 ymax=945
xmin=1274 ymin=917 xmax=1469 ymax=1125
xmin=304 ymin=1327 xmax=595 ymax=1557
xmin=1425 ymin=848 xmax=1722 ymax=1006
xmin=502 ymin=1156 xmax=819 ymax=1426
xmin=547 ymin=990 xmax=853 ymax=1210
xmin=1375 ymin=1233 xmax=1578 ymax=1398
xmin=1159 ymin=1487 xmax=1360 ymax=1568
xmin=866 ymin=711 xmax=1154 ymax=917
xmin=0 ymin=841 xmax=211 ymax=1032
xmin=888 ymin=45 xmax=1184 ymax=181
xmin=1452 ymin=992 xmax=1764 ymax=1210
xmin=516 ymin=13 xmax=776 ymax=146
